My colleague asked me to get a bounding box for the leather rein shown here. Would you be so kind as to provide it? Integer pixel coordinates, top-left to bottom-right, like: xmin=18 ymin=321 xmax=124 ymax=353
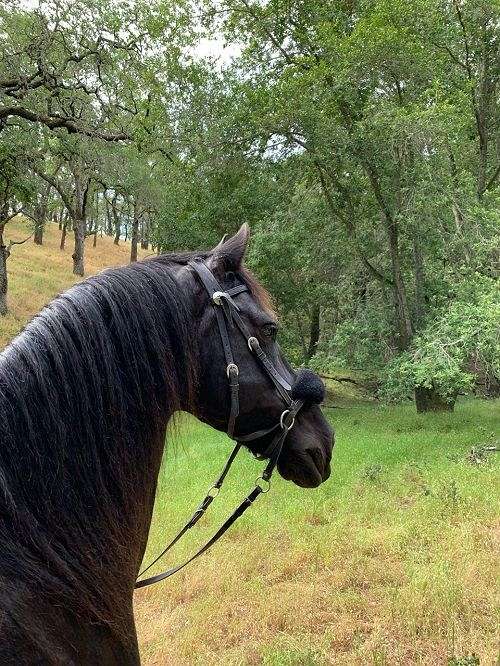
xmin=135 ymin=260 xmax=306 ymax=589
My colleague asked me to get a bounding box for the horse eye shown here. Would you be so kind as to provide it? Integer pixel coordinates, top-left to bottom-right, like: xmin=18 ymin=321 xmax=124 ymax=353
xmin=262 ymin=323 xmax=278 ymax=340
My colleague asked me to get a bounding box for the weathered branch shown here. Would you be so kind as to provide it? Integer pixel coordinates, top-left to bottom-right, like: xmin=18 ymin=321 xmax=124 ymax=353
xmin=318 ymin=373 xmax=362 ymax=386
xmin=0 ymin=208 xmax=23 ymax=227
xmin=314 ymin=162 xmax=392 ymax=286
xmin=7 ymin=232 xmax=34 ymax=249
xmin=0 ymin=106 xmax=129 ymax=141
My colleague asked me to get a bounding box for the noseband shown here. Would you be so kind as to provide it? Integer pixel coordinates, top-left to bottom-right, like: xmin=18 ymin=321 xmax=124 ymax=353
xmin=135 ymin=260 xmax=321 ymax=589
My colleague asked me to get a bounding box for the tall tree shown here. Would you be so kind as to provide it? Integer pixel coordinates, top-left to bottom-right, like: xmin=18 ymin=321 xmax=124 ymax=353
xmin=0 ymin=135 xmax=34 ymax=314
xmin=199 ymin=0 xmax=499 ymax=405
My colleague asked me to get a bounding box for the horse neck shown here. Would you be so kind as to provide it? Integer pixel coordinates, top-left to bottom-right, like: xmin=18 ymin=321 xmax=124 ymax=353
xmin=0 ymin=261 xmax=195 ymax=627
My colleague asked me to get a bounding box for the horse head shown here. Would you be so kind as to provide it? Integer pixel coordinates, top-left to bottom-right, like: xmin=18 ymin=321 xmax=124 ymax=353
xmin=187 ymin=224 xmax=334 ymax=489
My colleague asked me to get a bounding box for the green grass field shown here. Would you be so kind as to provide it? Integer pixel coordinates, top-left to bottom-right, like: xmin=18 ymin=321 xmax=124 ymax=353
xmin=1 ymin=220 xmax=498 ymax=664
xmin=136 ymin=401 xmax=499 ymax=665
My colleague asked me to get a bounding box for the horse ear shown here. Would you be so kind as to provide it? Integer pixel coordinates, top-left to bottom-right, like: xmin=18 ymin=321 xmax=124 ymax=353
xmin=214 ymin=233 xmax=228 ymax=250
xmin=210 ymin=223 xmax=250 ymax=272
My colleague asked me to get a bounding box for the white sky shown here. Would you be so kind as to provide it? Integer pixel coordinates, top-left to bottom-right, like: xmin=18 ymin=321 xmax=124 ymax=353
xmin=196 ymin=38 xmax=240 ymax=67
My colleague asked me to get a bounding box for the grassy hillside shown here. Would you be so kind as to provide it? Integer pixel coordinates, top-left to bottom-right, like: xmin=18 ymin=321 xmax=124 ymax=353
xmin=1 ymin=221 xmax=498 ymax=665
xmin=137 ymin=404 xmax=499 ymax=665
xmin=0 ymin=217 xmax=147 ymax=347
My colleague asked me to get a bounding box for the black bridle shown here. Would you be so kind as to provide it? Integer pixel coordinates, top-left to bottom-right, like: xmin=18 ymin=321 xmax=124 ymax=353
xmin=135 ymin=260 xmax=322 ymax=589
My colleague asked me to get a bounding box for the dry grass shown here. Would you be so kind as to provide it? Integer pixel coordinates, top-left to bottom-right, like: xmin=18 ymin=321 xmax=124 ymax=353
xmin=0 ymin=217 xmax=147 ymax=347
xmin=1 ymin=221 xmax=498 ymax=665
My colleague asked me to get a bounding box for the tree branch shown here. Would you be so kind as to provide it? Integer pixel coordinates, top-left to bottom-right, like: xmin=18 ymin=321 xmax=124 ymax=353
xmin=0 ymin=208 xmax=24 ymax=227
xmin=315 ymin=163 xmax=392 ymax=286
xmin=32 ymin=166 xmax=75 ymax=218
xmin=0 ymin=106 xmax=129 ymax=141
xmin=8 ymin=232 xmax=34 ymax=249
xmin=5 ymin=231 xmax=34 ymax=257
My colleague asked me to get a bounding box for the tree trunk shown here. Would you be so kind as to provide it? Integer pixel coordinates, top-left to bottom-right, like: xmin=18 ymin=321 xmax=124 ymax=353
xmin=33 ymin=222 xmax=44 ymax=245
xmin=60 ymin=218 xmax=68 ymax=250
xmin=475 ymin=33 xmax=497 ymax=199
xmin=105 ymin=199 xmax=113 ymax=236
xmin=70 ymin=163 xmax=89 ymax=277
xmin=448 ymin=149 xmax=472 ymax=264
xmin=306 ymin=304 xmax=321 ymax=361
xmin=412 ymin=233 xmax=425 ymax=330
xmin=386 ymin=218 xmax=413 ymax=350
xmin=0 ymin=225 xmax=8 ymax=316
xmin=140 ymin=215 xmax=149 ymax=250
xmin=32 ymin=183 xmax=51 ymax=246
xmin=130 ymin=201 xmax=140 ymax=263
xmin=92 ymin=191 xmax=99 ymax=248
xmin=414 ymin=387 xmax=456 ymax=413
xmin=72 ymin=218 xmax=85 ymax=276
xmin=111 ymin=194 xmax=121 ymax=245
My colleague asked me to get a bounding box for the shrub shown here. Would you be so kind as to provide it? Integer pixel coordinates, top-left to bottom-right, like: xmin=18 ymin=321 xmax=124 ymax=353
xmin=381 ymin=277 xmax=499 ymax=404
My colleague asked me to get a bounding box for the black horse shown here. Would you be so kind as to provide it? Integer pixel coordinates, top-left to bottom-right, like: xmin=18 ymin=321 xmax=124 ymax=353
xmin=0 ymin=225 xmax=333 ymax=664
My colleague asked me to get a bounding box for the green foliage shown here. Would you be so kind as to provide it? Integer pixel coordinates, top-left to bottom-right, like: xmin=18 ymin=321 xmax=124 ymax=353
xmin=155 ymin=155 xmax=276 ymax=253
xmin=381 ymin=278 xmax=499 ymax=401
xmin=0 ymin=131 xmax=36 ymax=211
xmin=1 ymin=0 xmax=499 ymax=407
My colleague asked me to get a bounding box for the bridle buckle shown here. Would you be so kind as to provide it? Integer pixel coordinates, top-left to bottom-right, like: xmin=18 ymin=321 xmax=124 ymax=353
xmin=226 ymin=363 xmax=239 ymax=378
xmin=248 ymin=336 xmax=259 ymax=351
xmin=212 ymin=291 xmax=225 ymax=306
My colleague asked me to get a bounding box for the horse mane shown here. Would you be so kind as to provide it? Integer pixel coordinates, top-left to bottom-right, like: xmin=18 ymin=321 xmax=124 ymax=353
xmin=0 ymin=255 xmax=200 ymax=645
xmin=0 ymin=250 xmax=272 ymax=650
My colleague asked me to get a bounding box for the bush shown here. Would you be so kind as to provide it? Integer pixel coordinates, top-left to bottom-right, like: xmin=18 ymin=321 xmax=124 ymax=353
xmin=381 ymin=277 xmax=499 ymax=404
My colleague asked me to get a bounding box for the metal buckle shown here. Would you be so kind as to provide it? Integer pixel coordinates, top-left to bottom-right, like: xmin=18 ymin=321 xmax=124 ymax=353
xmin=255 ymin=476 xmax=271 ymax=493
xmin=212 ymin=291 xmax=225 ymax=305
xmin=248 ymin=336 xmax=259 ymax=351
xmin=280 ymin=409 xmax=295 ymax=431
xmin=226 ymin=363 xmax=239 ymax=378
